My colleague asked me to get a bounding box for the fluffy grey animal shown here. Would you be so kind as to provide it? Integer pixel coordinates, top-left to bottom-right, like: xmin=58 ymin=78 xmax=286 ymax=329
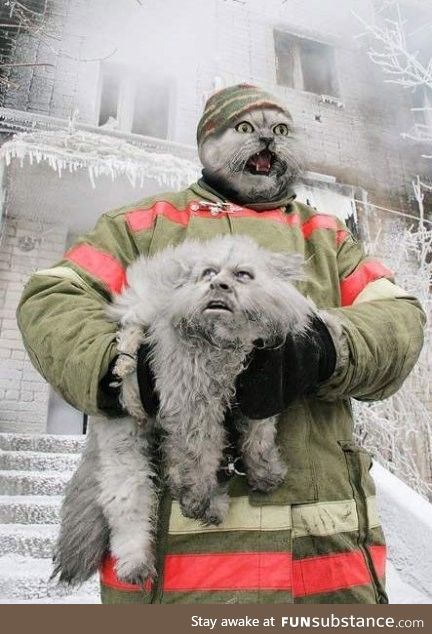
xmin=52 ymin=234 xmax=315 ymax=586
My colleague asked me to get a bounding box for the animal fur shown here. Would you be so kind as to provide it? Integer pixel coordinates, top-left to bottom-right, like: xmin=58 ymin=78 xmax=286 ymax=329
xmin=52 ymin=235 xmax=315 ymax=585
xmin=199 ymin=107 xmax=304 ymax=205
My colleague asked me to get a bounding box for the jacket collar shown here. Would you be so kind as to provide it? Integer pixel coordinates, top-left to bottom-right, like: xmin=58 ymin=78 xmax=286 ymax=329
xmin=190 ymin=176 xmax=297 ymax=212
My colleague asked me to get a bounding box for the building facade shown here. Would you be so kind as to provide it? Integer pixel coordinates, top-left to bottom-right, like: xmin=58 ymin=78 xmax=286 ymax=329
xmin=0 ymin=0 xmax=430 ymax=433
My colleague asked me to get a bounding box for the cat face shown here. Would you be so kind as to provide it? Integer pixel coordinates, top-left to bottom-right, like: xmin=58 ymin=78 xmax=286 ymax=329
xmin=199 ymin=107 xmax=304 ymax=205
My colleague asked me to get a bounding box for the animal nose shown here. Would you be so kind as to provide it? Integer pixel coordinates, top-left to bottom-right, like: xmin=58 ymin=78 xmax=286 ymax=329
xmin=260 ymin=136 xmax=273 ymax=147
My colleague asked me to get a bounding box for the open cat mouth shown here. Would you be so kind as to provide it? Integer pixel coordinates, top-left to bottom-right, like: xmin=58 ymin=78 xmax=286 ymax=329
xmin=245 ymin=149 xmax=275 ymax=176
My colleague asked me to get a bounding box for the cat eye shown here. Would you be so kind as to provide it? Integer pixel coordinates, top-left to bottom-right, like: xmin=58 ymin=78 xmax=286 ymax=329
xmin=235 ymin=121 xmax=254 ymax=134
xmin=201 ymin=268 xmax=218 ymax=280
xmin=234 ymin=270 xmax=254 ymax=281
xmin=273 ymin=123 xmax=290 ymax=136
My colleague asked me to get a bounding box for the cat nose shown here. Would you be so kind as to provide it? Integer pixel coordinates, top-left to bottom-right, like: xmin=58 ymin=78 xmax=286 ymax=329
xmin=260 ymin=136 xmax=273 ymax=147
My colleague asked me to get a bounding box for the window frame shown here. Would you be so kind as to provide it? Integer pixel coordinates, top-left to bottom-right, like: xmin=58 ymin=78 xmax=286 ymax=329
xmin=274 ymin=29 xmax=339 ymax=98
xmin=95 ymin=62 xmax=175 ymax=140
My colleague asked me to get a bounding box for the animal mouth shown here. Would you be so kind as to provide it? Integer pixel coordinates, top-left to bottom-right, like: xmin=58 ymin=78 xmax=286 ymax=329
xmin=204 ymin=300 xmax=233 ymax=313
xmin=245 ymin=149 xmax=275 ymax=176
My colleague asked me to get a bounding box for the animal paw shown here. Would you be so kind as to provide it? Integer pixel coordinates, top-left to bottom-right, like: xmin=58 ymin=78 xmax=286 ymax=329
xmin=115 ymin=556 xmax=156 ymax=586
xmin=179 ymin=491 xmax=229 ymax=526
xmin=200 ymin=493 xmax=229 ymax=526
xmin=247 ymin=461 xmax=287 ymax=493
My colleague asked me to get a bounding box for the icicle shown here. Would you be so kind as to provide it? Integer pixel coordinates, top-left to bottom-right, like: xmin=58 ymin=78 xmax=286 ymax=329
xmin=0 ymin=127 xmax=200 ymax=188
xmin=88 ymin=165 xmax=96 ymax=189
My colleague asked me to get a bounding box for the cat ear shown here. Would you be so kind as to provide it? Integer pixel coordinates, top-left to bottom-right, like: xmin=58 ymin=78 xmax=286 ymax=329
xmin=163 ymin=241 xmax=206 ymax=288
xmin=267 ymin=252 xmax=305 ymax=280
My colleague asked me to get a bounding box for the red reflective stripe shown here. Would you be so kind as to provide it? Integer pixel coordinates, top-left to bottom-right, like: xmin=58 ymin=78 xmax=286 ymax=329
xmin=99 ymin=555 xmax=153 ymax=592
xmin=302 ymin=214 xmax=338 ymax=239
xmin=65 ymin=244 xmax=126 ymax=294
xmin=336 ymin=229 xmax=349 ymax=245
xmin=293 ymin=550 xmax=382 ymax=597
xmin=293 ymin=546 xmax=387 ymax=597
xmin=340 ymin=260 xmax=394 ymax=306
xmin=163 ymin=552 xmax=292 ymax=592
xmin=126 ymin=200 xmax=351 ymax=246
xmin=125 ymin=202 xmax=346 ymax=240
xmin=125 ymin=201 xmax=301 ymax=231
xmin=370 ymin=544 xmax=387 ymax=578
xmin=125 ymin=201 xmax=190 ymax=231
xmin=161 ymin=546 xmax=386 ymax=595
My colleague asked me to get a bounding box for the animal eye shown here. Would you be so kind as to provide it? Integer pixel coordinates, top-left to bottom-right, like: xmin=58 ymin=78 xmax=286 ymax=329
xmin=201 ymin=268 xmax=218 ymax=280
xmin=273 ymin=123 xmax=289 ymax=136
xmin=234 ymin=270 xmax=254 ymax=281
xmin=235 ymin=121 xmax=254 ymax=134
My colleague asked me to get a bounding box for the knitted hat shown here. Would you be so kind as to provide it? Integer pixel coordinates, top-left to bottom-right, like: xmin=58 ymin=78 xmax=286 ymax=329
xmin=197 ymin=83 xmax=291 ymax=146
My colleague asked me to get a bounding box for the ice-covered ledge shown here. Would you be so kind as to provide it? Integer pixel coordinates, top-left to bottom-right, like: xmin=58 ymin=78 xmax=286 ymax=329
xmin=0 ymin=107 xmax=200 ymax=189
xmin=372 ymin=461 xmax=432 ymax=599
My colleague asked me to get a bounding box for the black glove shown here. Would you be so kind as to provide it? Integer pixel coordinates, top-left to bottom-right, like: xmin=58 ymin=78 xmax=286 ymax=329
xmin=136 ymin=342 xmax=160 ymax=417
xmin=100 ymin=343 xmax=160 ymax=417
xmin=235 ymin=315 xmax=337 ymax=420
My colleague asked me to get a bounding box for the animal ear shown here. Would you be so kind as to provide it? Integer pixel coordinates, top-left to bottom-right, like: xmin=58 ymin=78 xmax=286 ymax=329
xmin=267 ymin=252 xmax=305 ymax=280
xmin=168 ymin=258 xmax=196 ymax=287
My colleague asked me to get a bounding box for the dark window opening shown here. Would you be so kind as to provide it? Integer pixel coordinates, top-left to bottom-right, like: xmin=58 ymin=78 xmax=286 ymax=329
xmin=274 ymin=29 xmax=296 ymax=88
xmin=274 ymin=30 xmax=339 ymax=97
xmin=98 ymin=68 xmax=120 ymax=127
xmin=98 ymin=63 xmax=170 ymax=139
xmin=132 ymin=80 xmax=170 ymax=138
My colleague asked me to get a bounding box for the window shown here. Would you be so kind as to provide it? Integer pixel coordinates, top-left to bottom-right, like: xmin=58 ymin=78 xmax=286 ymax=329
xmin=98 ymin=63 xmax=171 ymax=139
xmin=274 ymin=30 xmax=339 ymax=97
xmin=411 ymin=86 xmax=432 ymax=133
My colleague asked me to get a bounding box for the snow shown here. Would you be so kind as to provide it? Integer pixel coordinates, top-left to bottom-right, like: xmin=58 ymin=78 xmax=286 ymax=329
xmin=0 ymin=433 xmax=85 ymax=453
xmin=0 ymin=126 xmax=200 ymax=189
xmin=0 ymin=449 xmax=79 ymax=472
xmin=0 ymin=523 xmax=58 ymax=558
xmin=0 ymin=495 xmax=62 ymax=524
xmin=0 ymin=555 xmax=99 ymax=602
xmin=0 ymin=470 xmax=71 ymax=496
xmin=373 ymin=461 xmax=432 ymax=598
xmin=386 ymin=562 xmax=431 ymax=604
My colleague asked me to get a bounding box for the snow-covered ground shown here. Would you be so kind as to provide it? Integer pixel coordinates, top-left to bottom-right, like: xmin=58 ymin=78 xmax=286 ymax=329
xmin=0 ymin=433 xmax=430 ymax=604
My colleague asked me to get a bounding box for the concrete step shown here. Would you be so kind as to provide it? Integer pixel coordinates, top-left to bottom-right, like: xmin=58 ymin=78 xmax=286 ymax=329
xmin=0 ymin=471 xmax=71 ymax=496
xmin=0 ymin=433 xmax=85 ymax=454
xmin=0 ymin=524 xmax=58 ymax=558
xmin=0 ymin=450 xmax=79 ymax=472
xmin=0 ymin=495 xmax=62 ymax=524
xmin=0 ymin=555 xmax=99 ymax=601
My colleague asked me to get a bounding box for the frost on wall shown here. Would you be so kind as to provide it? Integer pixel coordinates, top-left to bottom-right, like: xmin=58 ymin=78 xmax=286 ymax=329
xmin=354 ymin=214 xmax=432 ymax=501
xmin=0 ymin=126 xmax=200 ymax=189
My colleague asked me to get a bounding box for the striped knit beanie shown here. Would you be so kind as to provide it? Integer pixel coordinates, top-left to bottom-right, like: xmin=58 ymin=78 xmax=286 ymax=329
xmin=197 ymin=84 xmax=291 ymax=146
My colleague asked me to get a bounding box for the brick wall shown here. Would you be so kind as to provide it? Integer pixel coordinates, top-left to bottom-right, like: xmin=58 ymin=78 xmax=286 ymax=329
xmin=0 ymin=216 xmax=68 ymax=433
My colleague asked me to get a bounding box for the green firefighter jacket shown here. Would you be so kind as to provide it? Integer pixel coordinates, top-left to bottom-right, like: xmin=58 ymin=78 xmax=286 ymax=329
xmin=16 ymin=181 xmax=425 ymax=508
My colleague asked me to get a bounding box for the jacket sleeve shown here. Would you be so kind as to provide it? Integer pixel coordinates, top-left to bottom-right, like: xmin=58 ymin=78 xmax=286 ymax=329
xmin=317 ymin=228 xmax=426 ymax=402
xmin=16 ymin=209 xmax=142 ymax=416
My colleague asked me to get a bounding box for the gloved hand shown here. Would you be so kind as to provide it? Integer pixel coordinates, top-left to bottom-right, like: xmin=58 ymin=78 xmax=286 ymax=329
xmin=136 ymin=342 xmax=160 ymax=417
xmin=235 ymin=315 xmax=337 ymax=420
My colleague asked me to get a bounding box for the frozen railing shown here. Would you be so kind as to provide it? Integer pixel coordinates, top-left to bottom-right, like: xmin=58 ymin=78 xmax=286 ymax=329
xmin=0 ymin=107 xmax=200 ymax=190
